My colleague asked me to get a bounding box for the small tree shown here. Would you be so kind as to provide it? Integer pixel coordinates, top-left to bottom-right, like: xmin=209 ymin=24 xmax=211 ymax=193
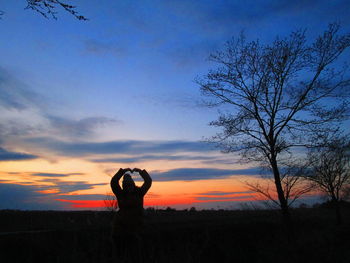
xmin=246 ymin=159 xmax=313 ymax=209
xmin=343 ymin=185 xmax=350 ymax=201
xmin=197 ymin=24 xmax=350 ymax=222
xmin=104 ymin=192 xmax=118 ymax=212
xmin=306 ymin=136 xmax=350 ymax=224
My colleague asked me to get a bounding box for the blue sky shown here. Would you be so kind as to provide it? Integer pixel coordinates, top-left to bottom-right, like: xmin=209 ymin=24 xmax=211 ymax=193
xmin=0 ymin=0 xmax=349 ymax=210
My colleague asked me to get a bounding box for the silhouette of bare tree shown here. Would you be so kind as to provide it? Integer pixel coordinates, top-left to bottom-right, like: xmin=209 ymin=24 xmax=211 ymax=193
xmin=197 ymin=23 xmax=350 ymax=222
xmin=306 ymin=135 xmax=350 ymax=224
xmin=104 ymin=192 xmax=118 ymax=212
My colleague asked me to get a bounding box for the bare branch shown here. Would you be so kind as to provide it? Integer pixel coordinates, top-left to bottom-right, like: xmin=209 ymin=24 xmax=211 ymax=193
xmin=25 ymin=0 xmax=88 ymax=20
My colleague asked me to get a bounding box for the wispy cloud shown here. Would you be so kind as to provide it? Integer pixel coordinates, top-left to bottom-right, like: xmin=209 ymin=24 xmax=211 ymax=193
xmin=0 ymin=112 xmax=119 ymax=145
xmin=0 ymin=67 xmax=120 ymax=143
xmin=46 ymin=115 xmax=119 ymax=139
xmin=36 ymin=178 xmax=107 ymax=194
xmin=0 ymin=177 xmax=108 ymax=209
xmin=30 ymin=172 xmax=84 ymax=177
xmin=196 ymin=190 xmax=254 ymax=196
xmin=164 ymin=40 xmax=219 ymax=69
xmin=162 ymin=0 xmax=349 ymax=34
xmin=195 ymin=195 xmax=253 ymax=201
xmin=193 ymin=190 xmax=255 ymax=202
xmin=0 ymin=183 xmax=67 ymax=210
xmin=151 ymin=167 xmax=260 ymax=181
xmin=0 ymin=147 xmax=38 ymax=161
xmin=55 ymin=194 xmax=107 ymax=201
xmin=83 ymin=39 xmax=127 ymax=56
xmin=22 ymin=138 xmax=215 ymax=157
xmin=90 ymin=154 xmax=215 ymax=163
xmin=0 ymin=67 xmax=45 ymax=110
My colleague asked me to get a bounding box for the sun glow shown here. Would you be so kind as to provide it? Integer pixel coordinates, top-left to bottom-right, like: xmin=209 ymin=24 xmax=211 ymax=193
xmin=0 ymin=153 xmax=265 ymax=209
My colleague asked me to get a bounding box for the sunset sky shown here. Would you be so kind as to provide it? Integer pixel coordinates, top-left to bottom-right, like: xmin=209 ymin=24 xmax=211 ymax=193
xmin=1 ymin=0 xmax=349 ymax=210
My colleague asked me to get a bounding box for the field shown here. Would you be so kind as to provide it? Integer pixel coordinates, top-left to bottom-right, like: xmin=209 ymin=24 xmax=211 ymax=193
xmin=0 ymin=207 xmax=349 ymax=263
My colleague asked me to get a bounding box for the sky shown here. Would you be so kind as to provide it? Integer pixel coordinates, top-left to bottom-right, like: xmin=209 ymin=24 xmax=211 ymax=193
xmin=0 ymin=0 xmax=349 ymax=210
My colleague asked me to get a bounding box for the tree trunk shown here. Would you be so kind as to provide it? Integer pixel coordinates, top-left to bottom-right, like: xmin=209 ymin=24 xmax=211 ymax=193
xmin=331 ymin=197 xmax=342 ymax=225
xmin=270 ymin=156 xmax=295 ymax=242
xmin=270 ymin=156 xmax=290 ymax=221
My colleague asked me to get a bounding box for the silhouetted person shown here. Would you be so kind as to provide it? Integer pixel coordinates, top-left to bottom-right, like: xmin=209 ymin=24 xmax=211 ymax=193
xmin=110 ymin=168 xmax=152 ymax=262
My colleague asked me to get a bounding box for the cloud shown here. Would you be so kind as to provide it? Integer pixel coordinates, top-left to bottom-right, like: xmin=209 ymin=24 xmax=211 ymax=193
xmin=83 ymin=39 xmax=127 ymax=56
xmin=134 ymin=91 xmax=203 ymax=111
xmin=163 ymin=0 xmax=348 ymax=33
xmin=0 ymin=180 xmax=109 ymax=210
xmin=164 ymin=40 xmax=220 ymax=68
xmin=0 ymin=147 xmax=38 ymax=161
xmin=36 ymin=178 xmax=107 ymax=194
xmin=90 ymin=154 xmax=216 ymax=163
xmin=46 ymin=115 xmax=119 ymax=138
xmin=156 ymin=0 xmax=350 ymax=73
xmin=0 ymin=68 xmax=49 ymax=140
xmin=22 ymin=138 xmax=216 ymax=156
xmin=204 ymin=158 xmax=236 ymax=165
xmin=55 ymin=194 xmax=107 ymax=201
xmin=195 ymin=195 xmax=253 ymax=201
xmin=151 ymin=167 xmax=260 ymax=181
xmin=0 ymin=67 xmax=45 ymax=110
xmin=0 ymin=119 xmax=44 ymax=138
xmin=193 ymin=190 xmax=255 ymax=202
xmin=0 ymin=114 xmax=119 ymax=141
xmin=0 ymin=183 xmax=67 ymax=210
xmin=0 ymin=108 xmax=119 ymax=143
xmin=196 ymin=190 xmax=254 ymax=196
xmin=0 ymin=67 xmax=119 ymax=142
xmin=30 ymin=172 xmax=84 ymax=177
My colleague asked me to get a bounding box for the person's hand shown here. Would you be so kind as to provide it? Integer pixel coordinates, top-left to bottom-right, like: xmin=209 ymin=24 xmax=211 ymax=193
xmin=114 ymin=168 xmax=129 ymax=177
xmin=123 ymin=168 xmax=132 ymax=173
xmin=116 ymin=168 xmax=131 ymax=175
xmin=132 ymin=168 xmax=142 ymax=173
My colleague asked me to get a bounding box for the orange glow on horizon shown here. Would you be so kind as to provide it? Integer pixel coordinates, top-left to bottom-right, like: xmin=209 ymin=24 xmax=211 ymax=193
xmin=37 ymin=189 xmax=60 ymax=194
xmin=56 ymin=199 xmax=106 ymax=208
xmin=2 ymin=155 xmax=266 ymax=210
xmin=56 ymin=193 xmax=258 ymax=209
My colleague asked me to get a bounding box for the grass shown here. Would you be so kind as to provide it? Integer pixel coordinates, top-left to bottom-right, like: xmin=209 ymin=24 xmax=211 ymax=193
xmin=0 ymin=207 xmax=349 ymax=263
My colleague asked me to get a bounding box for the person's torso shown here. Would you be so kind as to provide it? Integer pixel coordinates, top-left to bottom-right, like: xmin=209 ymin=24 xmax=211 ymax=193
xmin=117 ymin=188 xmax=144 ymax=216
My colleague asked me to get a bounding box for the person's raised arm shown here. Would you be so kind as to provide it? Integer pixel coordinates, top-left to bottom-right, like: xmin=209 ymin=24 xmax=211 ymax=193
xmin=111 ymin=168 xmax=131 ymax=196
xmin=134 ymin=168 xmax=152 ymax=196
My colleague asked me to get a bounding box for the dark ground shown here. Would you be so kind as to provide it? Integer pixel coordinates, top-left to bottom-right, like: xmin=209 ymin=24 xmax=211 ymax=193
xmin=0 ymin=206 xmax=349 ymax=263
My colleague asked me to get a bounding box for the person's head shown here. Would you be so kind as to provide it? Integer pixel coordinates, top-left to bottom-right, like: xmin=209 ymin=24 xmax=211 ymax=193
xmin=122 ymin=174 xmax=135 ymax=192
